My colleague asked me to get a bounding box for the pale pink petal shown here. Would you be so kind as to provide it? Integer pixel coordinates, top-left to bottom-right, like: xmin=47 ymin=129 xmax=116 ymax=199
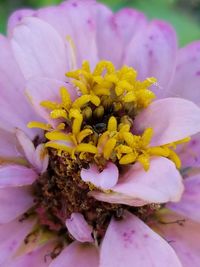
xmin=169 ymin=41 xmax=200 ymax=105
xmin=37 ymin=0 xmax=99 ymax=68
xmin=0 ymin=165 xmax=37 ymax=188
xmin=90 ymin=157 xmax=183 ymax=206
xmin=34 ymin=144 xmax=49 ymax=173
xmin=0 ymin=35 xmax=40 ymax=139
xmin=7 ymin=9 xmax=35 ymax=36
xmin=177 ymin=133 xmax=200 ymax=168
xmin=134 ymin=98 xmax=200 ymax=146
xmin=49 ymin=241 xmax=99 ymax=267
xmin=0 ymin=186 xmax=33 ymax=223
xmin=4 ymin=243 xmax=54 ymax=267
xmin=156 ymin=211 xmax=200 ymax=267
xmin=0 ymin=129 xmax=19 ymax=158
xmin=0 ymin=218 xmax=35 ymax=265
xmin=89 ymin=191 xmax=149 ymax=206
xmin=167 ymin=174 xmax=200 ymax=222
xmin=65 ymin=213 xmax=93 ymax=243
xmin=16 ymin=129 xmax=35 ymax=166
xmin=26 ymin=77 xmax=77 ymax=126
xmin=100 ymin=211 xmax=182 ymax=267
xmin=81 ymin=162 xmax=119 ymax=190
xmin=124 ymin=20 xmax=177 ymax=98
xmin=16 ymin=129 xmax=49 ymax=173
xmin=113 ymin=8 xmax=147 ymax=47
xmin=96 ymin=4 xmax=123 ymax=67
xmin=11 ymin=17 xmax=68 ymax=80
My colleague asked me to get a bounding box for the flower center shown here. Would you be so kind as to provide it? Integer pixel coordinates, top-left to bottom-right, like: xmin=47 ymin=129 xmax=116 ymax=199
xmin=28 ymin=60 xmax=184 ymax=170
xmin=26 ymin=61 xmax=188 ymax=248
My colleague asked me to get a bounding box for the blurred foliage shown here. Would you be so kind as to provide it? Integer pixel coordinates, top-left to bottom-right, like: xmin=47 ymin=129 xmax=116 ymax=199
xmin=0 ymin=0 xmax=200 ymax=46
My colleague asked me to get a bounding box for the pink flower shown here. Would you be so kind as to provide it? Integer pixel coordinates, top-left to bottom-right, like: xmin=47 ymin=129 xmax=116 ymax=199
xmin=0 ymin=0 xmax=200 ymax=266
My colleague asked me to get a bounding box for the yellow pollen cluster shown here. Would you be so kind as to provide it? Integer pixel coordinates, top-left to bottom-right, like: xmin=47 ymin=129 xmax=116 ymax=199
xmin=28 ymin=60 xmax=188 ymax=170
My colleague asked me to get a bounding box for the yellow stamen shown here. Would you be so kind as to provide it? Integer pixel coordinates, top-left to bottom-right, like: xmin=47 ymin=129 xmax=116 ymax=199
xmin=137 ymin=155 xmax=150 ymax=171
xmin=142 ymin=128 xmax=153 ymax=147
xmin=45 ymin=141 xmax=73 ymax=153
xmin=103 ymin=138 xmax=117 ymax=160
xmin=50 ymin=109 xmax=68 ymax=119
xmin=72 ymin=114 xmax=83 ymax=136
xmin=40 ymin=101 xmax=59 ymax=110
xmin=107 ymin=116 xmax=117 ymax=132
xmin=77 ymin=129 xmax=93 ymax=144
xmin=45 ymin=131 xmax=71 ymax=142
xmin=27 ymin=122 xmax=51 ymax=131
xmin=60 ymin=86 xmax=71 ymax=108
xmin=168 ymin=150 xmax=181 ymax=169
xmin=119 ymin=153 xmax=137 ymax=165
xmin=76 ymin=143 xmax=98 ymax=154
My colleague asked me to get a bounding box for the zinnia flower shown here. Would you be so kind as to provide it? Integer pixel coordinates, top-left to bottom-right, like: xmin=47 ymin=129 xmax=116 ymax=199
xmin=1 ymin=0 xmax=200 ymax=266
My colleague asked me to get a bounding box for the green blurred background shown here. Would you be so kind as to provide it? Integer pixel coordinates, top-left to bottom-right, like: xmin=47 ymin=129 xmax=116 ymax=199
xmin=0 ymin=0 xmax=200 ymax=46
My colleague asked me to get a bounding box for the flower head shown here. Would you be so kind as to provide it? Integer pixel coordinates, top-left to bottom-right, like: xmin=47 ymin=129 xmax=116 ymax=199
xmin=1 ymin=0 xmax=200 ymax=266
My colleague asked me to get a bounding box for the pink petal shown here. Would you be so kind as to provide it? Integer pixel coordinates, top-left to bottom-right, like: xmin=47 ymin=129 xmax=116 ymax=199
xmin=49 ymin=241 xmax=99 ymax=267
xmin=113 ymin=8 xmax=147 ymax=47
xmin=0 ymin=35 xmax=40 ymax=139
xmin=0 ymin=218 xmax=35 ymax=265
xmin=90 ymin=157 xmax=183 ymax=206
xmin=11 ymin=17 xmax=68 ymax=80
xmin=177 ymin=134 xmax=200 ymax=168
xmin=89 ymin=191 xmax=149 ymax=207
xmin=0 ymin=186 xmax=33 ymax=223
xmin=0 ymin=129 xmax=19 ymax=158
xmin=124 ymin=20 xmax=177 ymax=98
xmin=96 ymin=4 xmax=123 ymax=67
xmin=100 ymin=211 xmax=182 ymax=267
xmin=16 ymin=129 xmax=49 ymax=173
xmin=81 ymin=162 xmax=119 ymax=190
xmin=156 ymin=211 xmax=200 ymax=267
xmin=7 ymin=9 xmax=35 ymax=36
xmin=169 ymin=41 xmax=200 ymax=105
xmin=34 ymin=144 xmax=49 ymax=174
xmin=37 ymin=1 xmax=99 ymax=68
xmin=167 ymin=174 xmax=200 ymax=222
xmin=26 ymin=77 xmax=77 ymax=126
xmin=134 ymin=98 xmax=200 ymax=146
xmin=65 ymin=213 xmax=93 ymax=243
xmin=0 ymin=165 xmax=37 ymax=188
xmin=4 ymin=243 xmax=54 ymax=267
xmin=16 ymin=129 xmax=35 ymax=166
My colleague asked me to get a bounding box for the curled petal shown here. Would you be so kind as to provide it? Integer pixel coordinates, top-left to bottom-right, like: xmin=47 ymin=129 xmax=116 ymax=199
xmin=81 ymin=162 xmax=119 ymax=190
xmin=65 ymin=213 xmax=93 ymax=243
xmin=34 ymin=144 xmax=49 ymax=174
xmin=90 ymin=157 xmax=183 ymax=206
